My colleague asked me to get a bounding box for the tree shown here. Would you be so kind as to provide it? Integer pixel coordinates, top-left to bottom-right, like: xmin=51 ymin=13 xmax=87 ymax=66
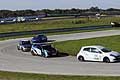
xmin=89 ymin=6 xmax=100 ymax=12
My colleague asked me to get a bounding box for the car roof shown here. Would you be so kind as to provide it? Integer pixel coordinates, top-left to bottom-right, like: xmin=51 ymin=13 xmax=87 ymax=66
xmin=33 ymin=34 xmax=46 ymax=38
xmin=33 ymin=43 xmax=50 ymax=46
xmin=36 ymin=34 xmax=46 ymax=36
xmin=82 ymin=45 xmax=105 ymax=49
xmin=20 ymin=40 xmax=30 ymax=42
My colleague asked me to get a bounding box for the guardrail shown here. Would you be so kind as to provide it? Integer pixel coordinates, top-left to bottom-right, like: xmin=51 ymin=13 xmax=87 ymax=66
xmin=0 ymin=25 xmax=112 ymax=38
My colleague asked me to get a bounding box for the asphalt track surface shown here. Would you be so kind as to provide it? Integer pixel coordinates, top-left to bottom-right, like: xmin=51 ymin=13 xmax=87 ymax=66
xmin=0 ymin=30 xmax=120 ymax=76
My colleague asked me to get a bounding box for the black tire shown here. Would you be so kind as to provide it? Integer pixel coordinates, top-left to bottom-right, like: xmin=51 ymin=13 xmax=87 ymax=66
xmin=21 ymin=48 xmax=26 ymax=52
xmin=31 ymin=50 xmax=37 ymax=56
xmin=103 ymin=57 xmax=110 ymax=63
xmin=17 ymin=46 xmax=20 ymax=50
xmin=55 ymin=53 xmax=59 ymax=57
xmin=21 ymin=48 xmax=24 ymax=51
xmin=78 ymin=56 xmax=84 ymax=62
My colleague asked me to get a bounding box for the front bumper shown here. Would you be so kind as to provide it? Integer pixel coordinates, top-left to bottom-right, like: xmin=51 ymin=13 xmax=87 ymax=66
xmin=23 ymin=48 xmax=31 ymax=51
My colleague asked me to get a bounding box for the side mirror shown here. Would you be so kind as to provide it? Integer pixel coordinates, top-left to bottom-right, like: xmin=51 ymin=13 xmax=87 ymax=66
xmin=99 ymin=51 xmax=102 ymax=54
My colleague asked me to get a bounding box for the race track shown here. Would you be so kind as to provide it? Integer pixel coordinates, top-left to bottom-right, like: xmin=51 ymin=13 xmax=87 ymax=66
xmin=0 ymin=30 xmax=120 ymax=76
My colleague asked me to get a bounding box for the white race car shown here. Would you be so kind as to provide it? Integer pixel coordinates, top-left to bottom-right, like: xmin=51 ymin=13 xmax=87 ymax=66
xmin=77 ymin=45 xmax=120 ymax=63
xmin=17 ymin=40 xmax=32 ymax=52
xmin=31 ymin=43 xmax=57 ymax=58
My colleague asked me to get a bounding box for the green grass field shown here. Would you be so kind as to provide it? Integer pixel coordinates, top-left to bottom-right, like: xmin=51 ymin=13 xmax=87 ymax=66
xmin=54 ymin=35 xmax=120 ymax=56
xmin=0 ymin=17 xmax=120 ymax=33
xmin=0 ymin=71 xmax=120 ymax=80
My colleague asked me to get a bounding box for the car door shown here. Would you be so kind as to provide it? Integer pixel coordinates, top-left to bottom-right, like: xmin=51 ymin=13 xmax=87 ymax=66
xmin=19 ymin=41 xmax=23 ymax=49
xmin=82 ymin=48 xmax=91 ymax=60
xmin=35 ymin=45 xmax=42 ymax=56
xmin=89 ymin=48 xmax=102 ymax=61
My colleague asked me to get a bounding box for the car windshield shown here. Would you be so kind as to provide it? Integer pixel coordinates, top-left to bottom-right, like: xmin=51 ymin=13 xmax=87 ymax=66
xmin=43 ymin=45 xmax=54 ymax=51
xmin=22 ymin=41 xmax=31 ymax=45
xmin=101 ymin=48 xmax=111 ymax=53
xmin=38 ymin=35 xmax=46 ymax=38
xmin=34 ymin=44 xmax=41 ymax=49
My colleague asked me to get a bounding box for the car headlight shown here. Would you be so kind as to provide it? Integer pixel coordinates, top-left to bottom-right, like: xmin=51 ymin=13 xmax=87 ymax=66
xmin=110 ymin=54 xmax=116 ymax=57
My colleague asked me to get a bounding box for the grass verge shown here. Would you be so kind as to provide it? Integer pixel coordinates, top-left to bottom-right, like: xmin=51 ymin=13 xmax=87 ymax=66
xmin=54 ymin=35 xmax=120 ymax=56
xmin=0 ymin=71 xmax=120 ymax=80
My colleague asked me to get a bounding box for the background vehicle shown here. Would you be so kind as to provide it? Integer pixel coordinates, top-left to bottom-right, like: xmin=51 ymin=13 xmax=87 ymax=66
xmin=31 ymin=34 xmax=47 ymax=43
xmin=111 ymin=22 xmax=120 ymax=27
xmin=17 ymin=40 xmax=32 ymax=52
xmin=31 ymin=43 xmax=57 ymax=57
xmin=77 ymin=45 xmax=120 ymax=63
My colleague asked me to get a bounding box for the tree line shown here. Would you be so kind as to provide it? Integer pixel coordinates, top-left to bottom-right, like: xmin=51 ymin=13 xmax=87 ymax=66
xmin=0 ymin=7 xmax=120 ymax=18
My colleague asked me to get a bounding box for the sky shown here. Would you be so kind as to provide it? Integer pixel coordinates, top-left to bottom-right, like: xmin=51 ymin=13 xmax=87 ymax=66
xmin=0 ymin=0 xmax=120 ymax=10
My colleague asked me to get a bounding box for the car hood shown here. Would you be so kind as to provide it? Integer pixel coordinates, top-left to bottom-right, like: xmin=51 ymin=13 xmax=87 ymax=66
xmin=45 ymin=48 xmax=56 ymax=53
xmin=107 ymin=51 xmax=120 ymax=57
xmin=31 ymin=37 xmax=47 ymax=41
xmin=23 ymin=44 xmax=31 ymax=47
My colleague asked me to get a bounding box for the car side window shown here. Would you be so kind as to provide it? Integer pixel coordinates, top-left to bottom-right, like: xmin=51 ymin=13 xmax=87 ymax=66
xmin=20 ymin=41 xmax=22 ymax=45
xmin=83 ymin=48 xmax=90 ymax=52
xmin=91 ymin=48 xmax=101 ymax=53
xmin=36 ymin=45 xmax=42 ymax=50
